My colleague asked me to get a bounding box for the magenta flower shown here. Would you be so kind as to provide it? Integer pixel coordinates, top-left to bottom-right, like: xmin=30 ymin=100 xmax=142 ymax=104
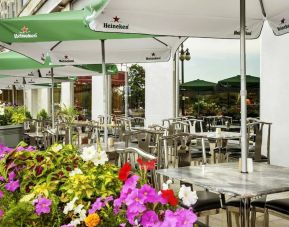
xmin=174 ymin=208 xmax=197 ymax=226
xmin=35 ymin=197 xmax=52 ymax=215
xmin=113 ymin=198 xmax=123 ymax=214
xmin=125 ymin=189 xmax=146 ymax=214
xmin=0 ymin=176 xmax=4 ymax=181
xmin=89 ymin=198 xmax=104 ymax=214
xmin=141 ymin=210 xmax=160 ymax=227
xmin=126 ymin=210 xmax=139 ymax=225
xmin=139 ymin=184 xmax=160 ymax=204
xmin=161 ymin=210 xmax=178 ymax=227
xmin=104 ymin=195 xmax=113 ymax=204
xmin=121 ymin=175 xmax=139 ymax=196
xmin=0 ymin=190 xmax=4 ymax=199
xmin=0 ymin=209 xmax=4 ymax=218
xmin=5 ymin=180 xmax=20 ymax=192
xmin=8 ymin=171 xmax=16 ymax=181
xmin=61 ymin=225 xmax=74 ymax=227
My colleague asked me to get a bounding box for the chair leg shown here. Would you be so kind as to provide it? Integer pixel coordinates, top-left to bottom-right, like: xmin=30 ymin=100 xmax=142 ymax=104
xmin=264 ymin=208 xmax=269 ymax=227
xmin=226 ymin=208 xmax=232 ymax=227
xmin=251 ymin=207 xmax=256 ymax=227
xmin=205 ymin=215 xmax=209 ymax=226
xmin=234 ymin=212 xmax=240 ymax=227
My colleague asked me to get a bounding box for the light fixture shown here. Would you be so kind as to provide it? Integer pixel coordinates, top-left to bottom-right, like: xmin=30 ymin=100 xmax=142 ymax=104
xmin=185 ymin=48 xmax=191 ymax=60
xmin=22 ymin=78 xmax=27 ymax=85
xmin=179 ymin=46 xmax=191 ymax=61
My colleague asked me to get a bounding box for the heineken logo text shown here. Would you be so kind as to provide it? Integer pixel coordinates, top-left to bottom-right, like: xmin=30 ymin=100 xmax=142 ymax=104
xmin=146 ymin=53 xmax=161 ymax=61
xmin=59 ymin=55 xmax=74 ymax=63
xmin=103 ymin=16 xmax=129 ymax=30
xmin=14 ymin=26 xmax=38 ymax=39
xmin=277 ymin=18 xmax=289 ymax=31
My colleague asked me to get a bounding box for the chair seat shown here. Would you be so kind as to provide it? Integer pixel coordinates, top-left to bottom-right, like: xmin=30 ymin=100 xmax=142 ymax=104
xmin=265 ymin=198 xmax=289 ymax=215
xmin=180 ymin=191 xmax=221 ymax=212
xmin=226 ymin=197 xmax=266 ymax=208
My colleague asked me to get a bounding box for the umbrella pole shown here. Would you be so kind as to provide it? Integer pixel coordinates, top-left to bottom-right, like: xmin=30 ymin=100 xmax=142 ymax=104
xmin=240 ymin=0 xmax=248 ymax=174
xmin=125 ymin=65 xmax=128 ymax=118
xmin=51 ymin=68 xmax=55 ymax=130
xmin=101 ymin=40 xmax=108 ymax=150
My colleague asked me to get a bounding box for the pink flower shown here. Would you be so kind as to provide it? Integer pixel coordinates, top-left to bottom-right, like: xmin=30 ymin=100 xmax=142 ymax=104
xmin=89 ymin=198 xmax=104 ymax=214
xmin=126 ymin=210 xmax=139 ymax=225
xmin=174 ymin=208 xmax=197 ymax=226
xmin=139 ymin=184 xmax=159 ymax=204
xmin=121 ymin=175 xmax=139 ymax=196
xmin=0 ymin=176 xmax=4 ymax=181
xmin=0 ymin=190 xmax=4 ymax=199
xmin=0 ymin=209 xmax=4 ymax=218
xmin=104 ymin=195 xmax=113 ymax=204
xmin=34 ymin=197 xmax=52 ymax=215
xmin=5 ymin=180 xmax=20 ymax=192
xmin=141 ymin=210 xmax=160 ymax=227
xmin=125 ymin=189 xmax=146 ymax=214
xmin=8 ymin=171 xmax=16 ymax=181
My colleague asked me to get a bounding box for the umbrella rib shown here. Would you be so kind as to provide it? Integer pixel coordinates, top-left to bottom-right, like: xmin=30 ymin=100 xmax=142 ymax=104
xmin=153 ymin=37 xmax=168 ymax=47
xmin=50 ymin=41 xmax=62 ymax=51
xmin=258 ymin=0 xmax=267 ymax=17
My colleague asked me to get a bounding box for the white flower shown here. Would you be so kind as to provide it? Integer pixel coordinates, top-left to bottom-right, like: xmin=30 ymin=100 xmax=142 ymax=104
xmin=51 ymin=144 xmax=63 ymax=152
xmin=91 ymin=150 xmax=108 ymax=166
xmin=162 ymin=179 xmax=172 ymax=190
xmin=81 ymin=145 xmax=108 ymax=166
xmin=178 ymin=185 xmax=198 ymax=207
xmin=78 ymin=209 xmax=87 ymax=221
xmin=69 ymin=218 xmax=81 ymax=226
xmin=80 ymin=145 xmax=97 ymax=162
xmin=74 ymin=204 xmax=84 ymax=215
xmin=69 ymin=168 xmax=83 ymax=177
xmin=63 ymin=197 xmax=78 ymax=214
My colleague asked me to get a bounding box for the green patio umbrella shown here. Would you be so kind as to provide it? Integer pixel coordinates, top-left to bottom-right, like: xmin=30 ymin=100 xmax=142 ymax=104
xmin=0 ymin=51 xmax=118 ymax=128
xmin=181 ymin=79 xmax=216 ymax=92
xmin=180 ymin=79 xmax=216 ymax=116
xmin=218 ymin=75 xmax=260 ymax=89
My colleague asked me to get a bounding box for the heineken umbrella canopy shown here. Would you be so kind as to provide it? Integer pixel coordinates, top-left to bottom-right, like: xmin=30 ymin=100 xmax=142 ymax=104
xmin=218 ymin=75 xmax=260 ymax=88
xmin=0 ymin=51 xmax=118 ymax=77
xmin=181 ymin=79 xmax=216 ymax=92
xmin=0 ymin=7 xmax=184 ymax=64
xmin=87 ymin=0 xmax=289 ymax=38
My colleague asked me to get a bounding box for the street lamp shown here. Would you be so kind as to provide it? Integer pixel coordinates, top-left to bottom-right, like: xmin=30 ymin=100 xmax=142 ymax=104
xmin=179 ymin=43 xmax=190 ymax=116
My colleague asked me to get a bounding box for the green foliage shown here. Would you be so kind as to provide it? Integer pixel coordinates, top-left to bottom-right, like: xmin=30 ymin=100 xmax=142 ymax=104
xmin=0 ymin=106 xmax=32 ymax=126
xmin=129 ymin=64 xmax=145 ymax=109
xmin=36 ymin=109 xmax=49 ymax=121
xmin=0 ymin=143 xmax=122 ymax=226
xmin=58 ymin=105 xmax=79 ymax=125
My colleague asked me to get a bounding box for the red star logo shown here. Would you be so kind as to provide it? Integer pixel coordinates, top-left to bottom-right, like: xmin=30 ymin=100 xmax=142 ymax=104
xmin=113 ymin=16 xmax=120 ymax=23
xmin=21 ymin=26 xmax=28 ymax=33
xmin=281 ymin=18 xmax=286 ymax=24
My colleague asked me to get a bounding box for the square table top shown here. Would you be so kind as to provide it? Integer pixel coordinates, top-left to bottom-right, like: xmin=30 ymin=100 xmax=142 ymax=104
xmin=156 ymin=163 xmax=289 ymax=198
xmin=193 ymin=132 xmax=240 ymax=139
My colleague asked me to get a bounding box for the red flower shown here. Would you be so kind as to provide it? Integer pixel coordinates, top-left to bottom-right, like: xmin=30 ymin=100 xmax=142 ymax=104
xmin=161 ymin=189 xmax=178 ymax=206
xmin=118 ymin=162 xmax=131 ymax=182
xmin=137 ymin=158 xmax=156 ymax=171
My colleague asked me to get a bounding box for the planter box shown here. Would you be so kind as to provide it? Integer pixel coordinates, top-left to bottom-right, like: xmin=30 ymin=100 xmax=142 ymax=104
xmin=0 ymin=124 xmax=24 ymax=147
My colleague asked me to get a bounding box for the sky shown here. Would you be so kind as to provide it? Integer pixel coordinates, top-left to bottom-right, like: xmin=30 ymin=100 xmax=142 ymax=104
xmin=182 ymin=38 xmax=260 ymax=83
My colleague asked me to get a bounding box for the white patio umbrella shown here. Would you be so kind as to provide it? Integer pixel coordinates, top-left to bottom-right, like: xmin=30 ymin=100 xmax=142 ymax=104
xmin=84 ymin=0 xmax=289 ymax=176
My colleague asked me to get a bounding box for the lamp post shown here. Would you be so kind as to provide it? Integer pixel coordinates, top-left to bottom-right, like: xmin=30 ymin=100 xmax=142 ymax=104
xmin=179 ymin=43 xmax=191 ymax=116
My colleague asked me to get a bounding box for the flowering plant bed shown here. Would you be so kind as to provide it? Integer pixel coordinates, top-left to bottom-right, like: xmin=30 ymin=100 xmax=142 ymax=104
xmin=0 ymin=142 xmax=198 ymax=226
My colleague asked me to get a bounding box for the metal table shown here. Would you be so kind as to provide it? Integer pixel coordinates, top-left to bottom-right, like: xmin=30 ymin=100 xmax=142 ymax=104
xmin=157 ymin=162 xmax=289 ymax=227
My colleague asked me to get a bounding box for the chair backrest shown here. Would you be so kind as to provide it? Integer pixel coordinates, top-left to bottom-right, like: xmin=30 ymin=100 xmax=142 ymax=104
xmin=184 ymin=119 xmax=204 ymax=133
xmin=247 ymin=120 xmax=272 ymax=163
xmin=159 ymin=132 xmax=206 ymax=169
